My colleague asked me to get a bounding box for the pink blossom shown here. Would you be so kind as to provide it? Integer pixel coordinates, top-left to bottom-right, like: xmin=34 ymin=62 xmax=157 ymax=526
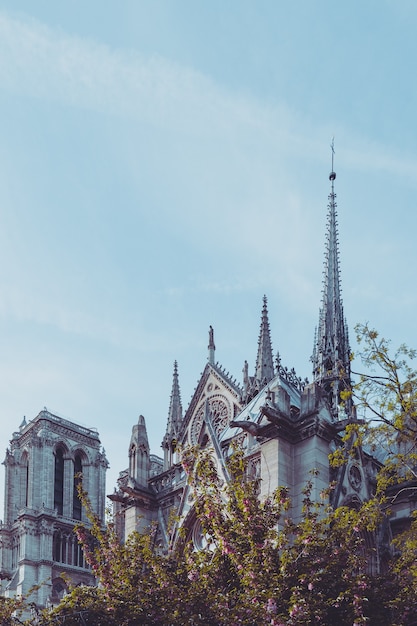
xmin=266 ymin=598 xmax=277 ymax=613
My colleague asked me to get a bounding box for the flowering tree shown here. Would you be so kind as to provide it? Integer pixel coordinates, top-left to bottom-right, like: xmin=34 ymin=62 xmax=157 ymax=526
xmin=181 ymin=445 xmax=394 ymax=625
xmin=38 ymin=444 xmax=402 ymax=626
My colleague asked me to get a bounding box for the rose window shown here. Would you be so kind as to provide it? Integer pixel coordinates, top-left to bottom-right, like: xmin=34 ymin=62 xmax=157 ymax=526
xmin=190 ymin=396 xmax=230 ymax=443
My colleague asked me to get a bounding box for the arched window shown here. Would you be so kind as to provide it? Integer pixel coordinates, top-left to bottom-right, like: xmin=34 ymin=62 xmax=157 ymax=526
xmin=53 ymin=531 xmax=62 ymax=562
xmin=54 ymin=448 xmax=64 ymax=515
xmin=73 ymin=454 xmax=83 ymax=520
xmin=73 ymin=541 xmax=85 ymax=568
xmin=20 ymin=452 xmax=29 ymax=508
xmin=11 ymin=536 xmax=20 ymax=569
xmin=25 ymin=463 xmax=29 ymax=507
xmin=51 ymin=577 xmax=69 ymax=602
xmin=129 ymin=445 xmax=136 ymax=478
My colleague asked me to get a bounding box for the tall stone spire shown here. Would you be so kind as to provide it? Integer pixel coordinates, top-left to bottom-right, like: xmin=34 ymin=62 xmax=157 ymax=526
xmin=254 ymin=295 xmax=275 ymax=386
xmin=312 ymin=143 xmax=352 ymax=418
xmin=162 ymin=361 xmax=183 ymax=469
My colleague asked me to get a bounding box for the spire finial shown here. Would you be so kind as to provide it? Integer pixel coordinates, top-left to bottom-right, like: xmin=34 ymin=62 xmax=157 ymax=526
xmin=329 ymin=137 xmax=336 ymax=182
xmin=208 ymin=325 xmax=216 ymax=364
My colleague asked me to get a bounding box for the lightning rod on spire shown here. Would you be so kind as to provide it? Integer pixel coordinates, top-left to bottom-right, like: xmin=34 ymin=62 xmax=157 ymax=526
xmin=330 ymin=137 xmax=336 ymax=182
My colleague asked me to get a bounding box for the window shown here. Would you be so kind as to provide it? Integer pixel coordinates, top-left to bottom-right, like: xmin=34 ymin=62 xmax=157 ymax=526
xmin=73 ymin=454 xmax=82 ymax=520
xmin=54 ymin=448 xmax=64 ymax=515
xmin=25 ymin=463 xmax=29 ymax=507
xmin=53 ymin=531 xmax=62 ymax=562
xmin=11 ymin=536 xmax=20 ymax=568
xmin=20 ymin=452 xmax=29 ymax=508
xmin=129 ymin=445 xmax=136 ymax=477
xmin=53 ymin=532 xmax=87 ymax=569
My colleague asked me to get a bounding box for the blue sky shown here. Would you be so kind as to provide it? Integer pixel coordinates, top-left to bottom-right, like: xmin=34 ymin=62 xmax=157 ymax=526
xmin=1 ymin=1 xmax=417 ymax=515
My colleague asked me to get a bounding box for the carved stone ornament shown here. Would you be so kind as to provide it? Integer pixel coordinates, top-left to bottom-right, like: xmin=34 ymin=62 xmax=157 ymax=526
xmin=348 ymin=464 xmax=362 ymax=492
xmin=191 ymin=396 xmax=230 ymax=444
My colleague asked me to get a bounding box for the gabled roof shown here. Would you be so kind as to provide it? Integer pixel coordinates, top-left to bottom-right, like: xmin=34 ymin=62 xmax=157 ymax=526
xmin=179 ymin=361 xmax=243 ymax=442
xmin=221 ymin=372 xmax=303 ymax=442
xmin=222 ymin=367 xmax=337 ymax=446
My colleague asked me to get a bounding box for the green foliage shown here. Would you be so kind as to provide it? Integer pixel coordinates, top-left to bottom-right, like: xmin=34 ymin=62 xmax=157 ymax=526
xmin=37 ymin=446 xmax=404 ymax=625
xmin=353 ymin=323 xmax=417 ymax=490
xmin=0 ymin=595 xmax=30 ymax=625
xmin=0 ymin=586 xmax=47 ymax=625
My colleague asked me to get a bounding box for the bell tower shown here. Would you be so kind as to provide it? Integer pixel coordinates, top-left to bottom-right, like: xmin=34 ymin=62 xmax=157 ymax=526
xmin=0 ymin=409 xmax=108 ymax=609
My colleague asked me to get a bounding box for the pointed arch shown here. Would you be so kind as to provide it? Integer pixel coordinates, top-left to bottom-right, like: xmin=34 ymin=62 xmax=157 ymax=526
xmin=73 ymin=453 xmax=83 ymax=520
xmin=51 ymin=576 xmax=69 ymax=602
xmin=54 ymin=447 xmax=65 ymax=515
xmin=179 ymin=506 xmax=216 ymax=553
xmin=129 ymin=444 xmax=137 ymax=478
xmin=72 ymin=447 xmax=89 ymax=520
xmin=20 ymin=450 xmax=29 ymax=508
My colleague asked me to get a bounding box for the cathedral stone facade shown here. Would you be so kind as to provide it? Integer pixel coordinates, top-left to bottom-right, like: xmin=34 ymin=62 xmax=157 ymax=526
xmin=109 ymin=167 xmax=384 ymax=562
xmin=0 ymin=409 xmax=107 ymax=608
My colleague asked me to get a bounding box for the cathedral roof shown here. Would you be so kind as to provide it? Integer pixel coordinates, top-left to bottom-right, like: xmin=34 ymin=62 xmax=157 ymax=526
xmin=220 ymin=369 xmax=327 ymax=444
xmin=180 ymin=359 xmax=243 ymax=441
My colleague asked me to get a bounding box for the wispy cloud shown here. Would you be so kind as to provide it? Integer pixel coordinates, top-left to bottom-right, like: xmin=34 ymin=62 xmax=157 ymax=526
xmin=0 ymin=12 xmax=287 ymax=135
xmin=0 ymin=10 xmax=415 ymax=343
xmin=0 ymin=10 xmax=415 ymax=184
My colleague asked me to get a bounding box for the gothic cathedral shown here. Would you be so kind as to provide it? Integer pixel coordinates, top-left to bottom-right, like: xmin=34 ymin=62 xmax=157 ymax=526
xmin=110 ymin=165 xmax=383 ymax=562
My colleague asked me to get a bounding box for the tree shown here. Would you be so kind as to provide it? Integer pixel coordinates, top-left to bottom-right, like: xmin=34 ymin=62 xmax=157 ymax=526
xmin=0 ymin=595 xmax=30 ymax=625
xmin=41 ymin=445 xmax=398 ymax=626
xmin=0 ymin=592 xmax=47 ymax=625
xmin=345 ymin=323 xmax=417 ymax=624
xmin=352 ymin=322 xmax=417 ymax=494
